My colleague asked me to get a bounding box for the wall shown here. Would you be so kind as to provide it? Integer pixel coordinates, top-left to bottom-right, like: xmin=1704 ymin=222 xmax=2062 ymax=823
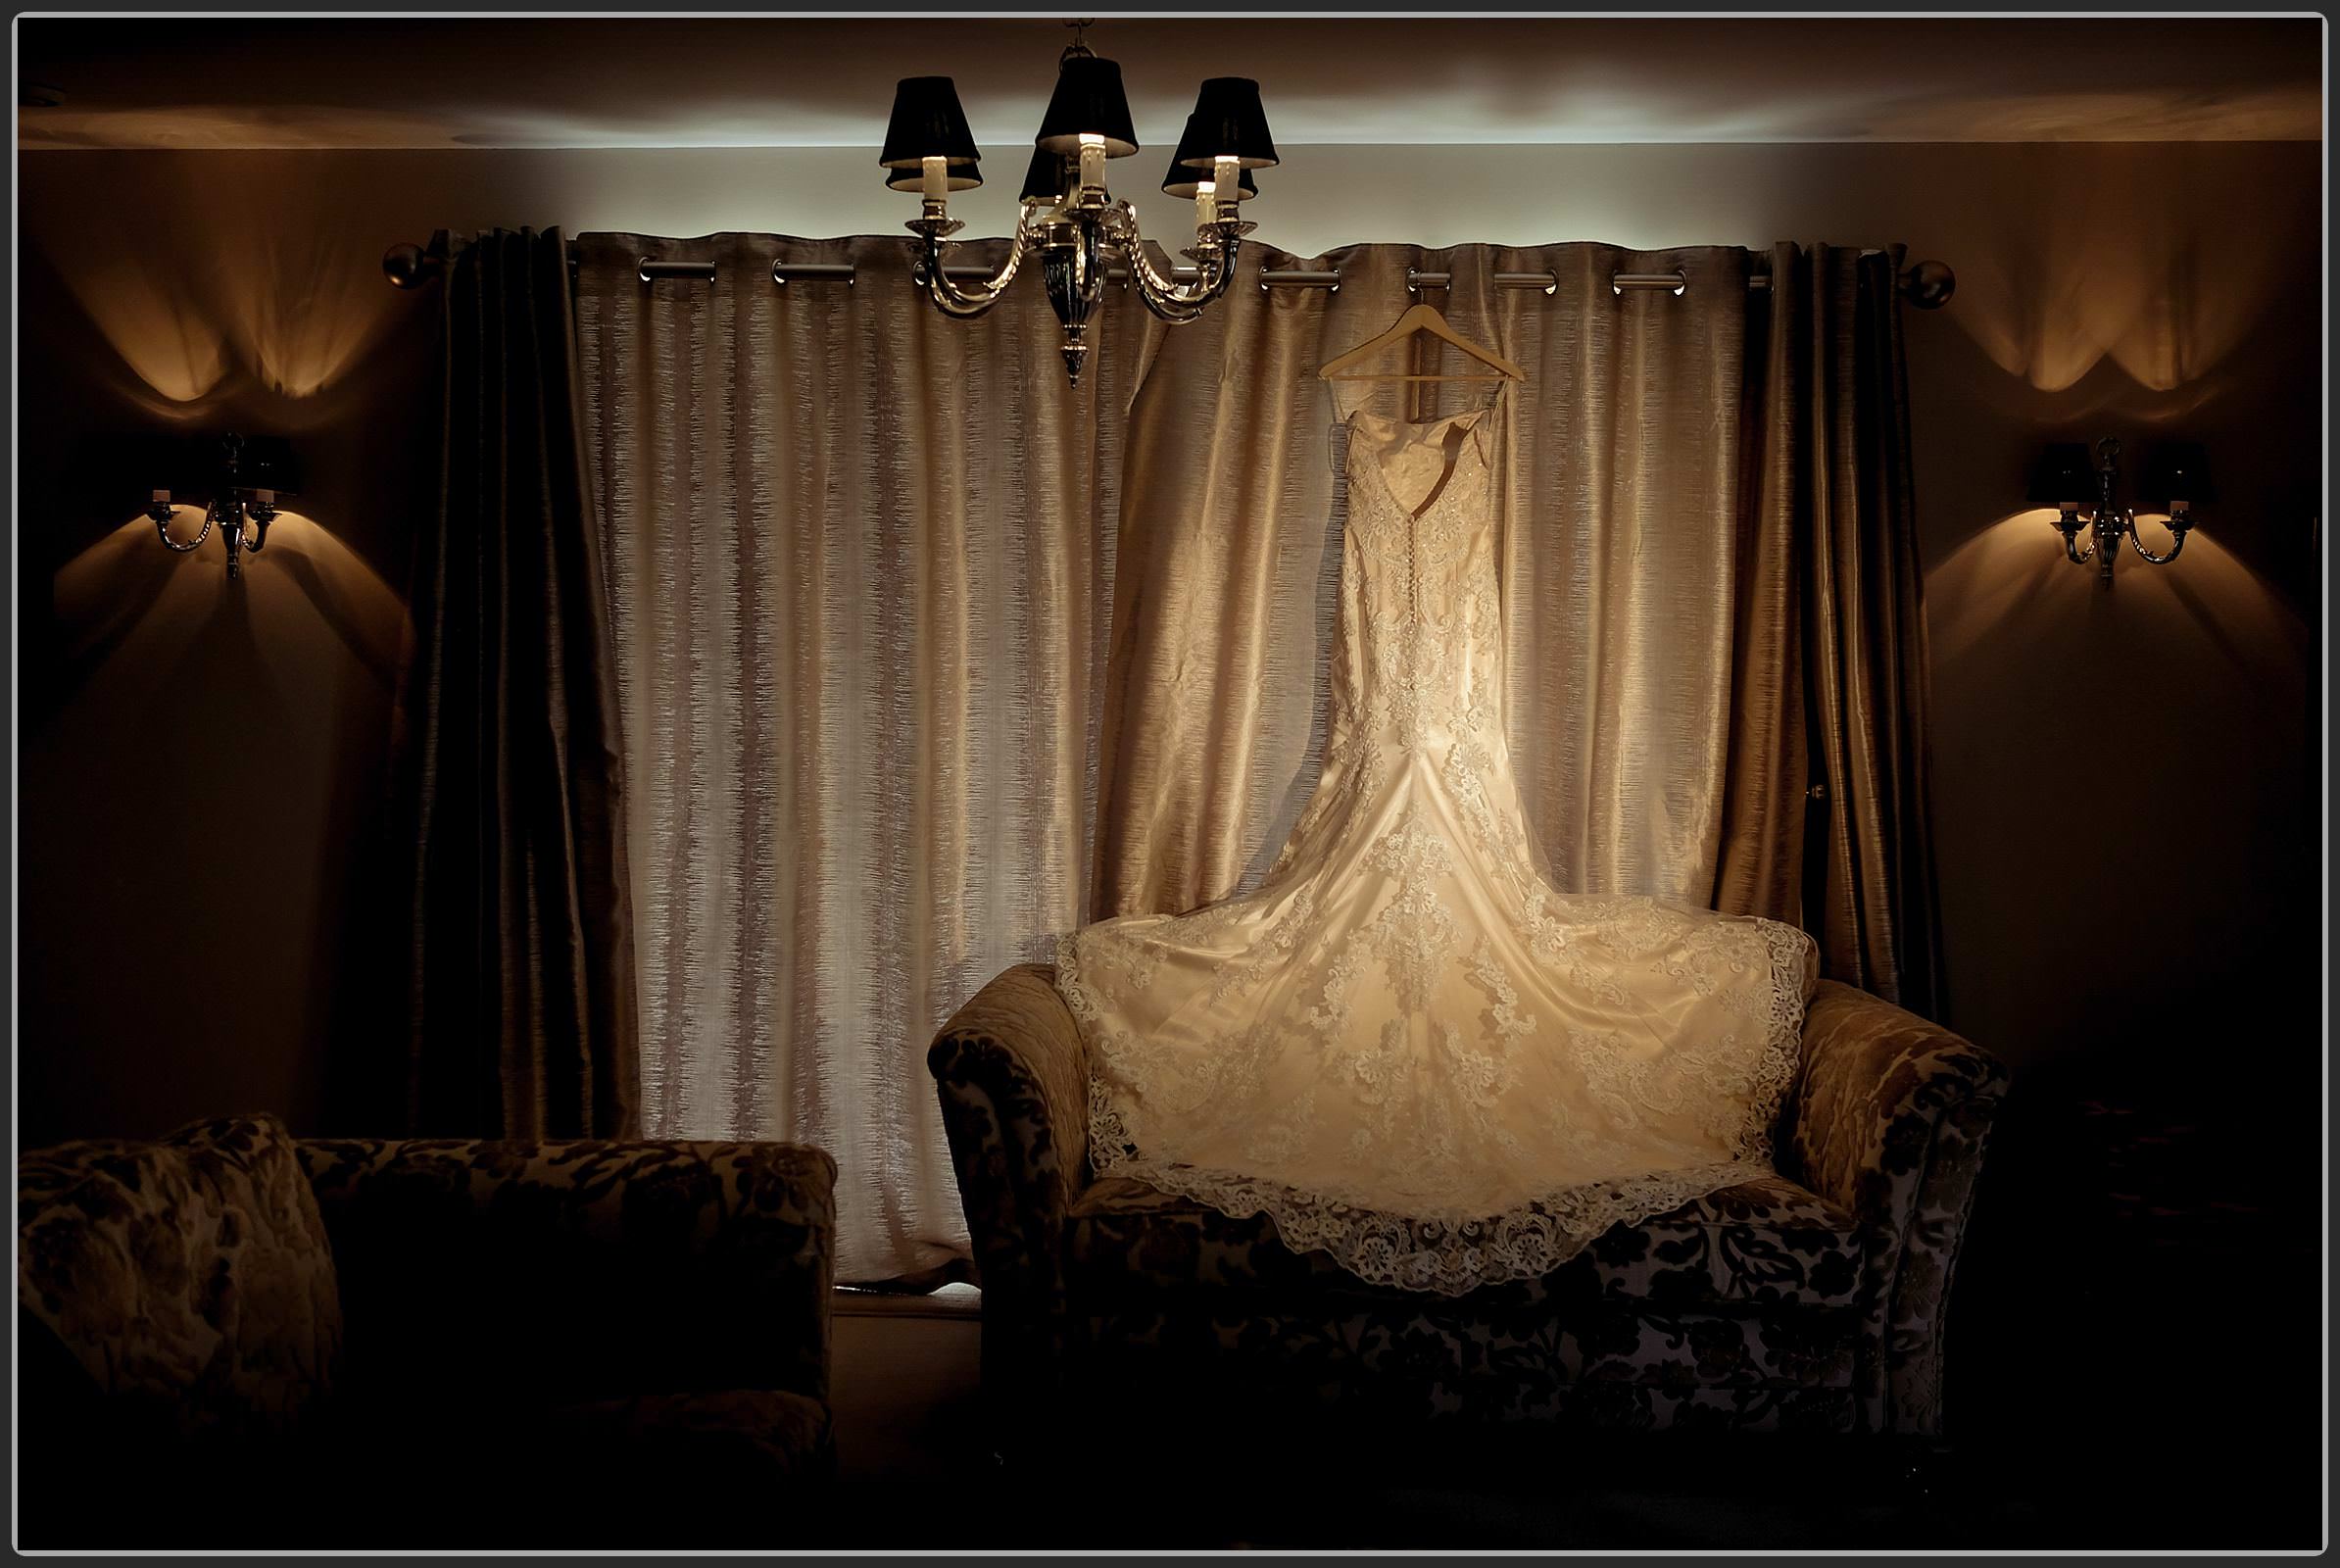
xmin=18 ymin=142 xmax=2317 ymax=1152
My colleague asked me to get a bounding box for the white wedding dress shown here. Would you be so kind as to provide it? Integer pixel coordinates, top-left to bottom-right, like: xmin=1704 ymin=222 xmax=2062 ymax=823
xmin=1058 ymin=385 xmax=1817 ymax=1297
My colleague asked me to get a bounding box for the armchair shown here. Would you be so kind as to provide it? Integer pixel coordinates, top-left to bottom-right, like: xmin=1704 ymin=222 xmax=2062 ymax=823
xmin=18 ymin=1114 xmax=838 ymax=1548
xmin=930 ymin=964 xmax=2005 ymax=1449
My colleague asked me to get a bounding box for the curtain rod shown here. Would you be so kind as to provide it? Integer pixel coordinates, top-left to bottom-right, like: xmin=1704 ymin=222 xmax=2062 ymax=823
xmin=381 ymin=240 xmax=1956 ymax=307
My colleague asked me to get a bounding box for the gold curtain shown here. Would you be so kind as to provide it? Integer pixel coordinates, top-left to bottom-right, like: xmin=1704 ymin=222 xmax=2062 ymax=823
xmin=1096 ymin=242 xmax=1805 ymax=922
xmin=400 ymin=227 xmax=640 ymax=1141
xmin=1777 ymin=242 xmax=1944 ymax=1015
xmin=575 ymin=232 xmax=1141 ymax=1283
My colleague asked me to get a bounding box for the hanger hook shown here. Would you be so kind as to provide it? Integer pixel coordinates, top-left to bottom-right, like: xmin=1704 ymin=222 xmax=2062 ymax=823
xmin=1064 ymin=18 xmax=1095 ymax=58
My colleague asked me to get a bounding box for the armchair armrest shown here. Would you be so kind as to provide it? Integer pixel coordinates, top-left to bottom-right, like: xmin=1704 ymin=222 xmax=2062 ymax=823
xmin=299 ymin=1139 xmax=836 ymax=1410
xmin=1784 ymin=981 xmax=2009 ymax=1437
xmin=926 ymin=963 xmax=1090 ymax=1435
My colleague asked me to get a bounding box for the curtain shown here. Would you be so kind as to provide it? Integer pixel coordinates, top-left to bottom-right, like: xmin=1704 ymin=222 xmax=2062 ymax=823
xmin=574 ymin=232 xmax=1941 ymax=1281
xmin=575 ymin=233 xmax=1143 ymax=1284
xmin=1095 ymin=243 xmax=1804 ymax=921
xmin=400 ymin=226 xmax=639 ymax=1139
xmin=1778 ymin=242 xmax=1945 ymax=1015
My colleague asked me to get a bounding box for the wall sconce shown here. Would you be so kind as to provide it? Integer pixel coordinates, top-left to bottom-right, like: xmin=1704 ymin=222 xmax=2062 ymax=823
xmin=2028 ymin=437 xmax=2213 ymax=589
xmin=145 ymin=433 xmax=301 ymax=581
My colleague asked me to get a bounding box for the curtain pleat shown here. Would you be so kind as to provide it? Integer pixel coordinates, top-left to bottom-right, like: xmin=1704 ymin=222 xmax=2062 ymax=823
xmin=577 ymin=233 xmax=1139 ymax=1284
xmin=1790 ymin=242 xmax=1946 ymax=1014
xmin=401 ymin=226 xmax=639 ymax=1140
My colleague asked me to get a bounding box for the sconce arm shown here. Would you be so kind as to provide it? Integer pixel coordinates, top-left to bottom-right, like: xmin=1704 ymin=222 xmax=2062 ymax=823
xmin=2127 ymin=515 xmax=2189 ymax=565
xmin=2055 ymin=513 xmax=2094 ymax=565
xmin=154 ymin=499 xmax=217 ymax=554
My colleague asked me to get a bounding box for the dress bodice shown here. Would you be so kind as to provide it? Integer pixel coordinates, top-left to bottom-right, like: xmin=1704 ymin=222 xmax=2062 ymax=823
xmin=1334 ymin=398 xmax=1507 ymax=754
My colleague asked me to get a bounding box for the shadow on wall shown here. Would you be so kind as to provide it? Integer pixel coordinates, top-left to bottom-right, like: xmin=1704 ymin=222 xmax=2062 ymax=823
xmin=31 ymin=153 xmax=407 ymax=410
xmin=1937 ymin=142 xmax=2295 ymax=401
xmin=22 ymin=515 xmax=411 ymax=1146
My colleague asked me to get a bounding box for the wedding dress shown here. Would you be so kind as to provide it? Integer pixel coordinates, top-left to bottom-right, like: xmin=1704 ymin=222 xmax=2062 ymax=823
xmin=1057 ymin=383 xmax=1816 ymax=1297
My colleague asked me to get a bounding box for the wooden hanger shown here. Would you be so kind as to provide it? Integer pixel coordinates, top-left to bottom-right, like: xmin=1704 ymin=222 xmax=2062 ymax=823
xmin=1317 ymin=302 xmax=1527 ymax=383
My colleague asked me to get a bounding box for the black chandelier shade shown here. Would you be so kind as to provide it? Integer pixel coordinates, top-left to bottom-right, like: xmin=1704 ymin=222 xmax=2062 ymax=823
xmin=1035 ymin=55 xmax=1139 ymax=157
xmin=1179 ymin=76 xmax=1278 ymax=169
xmin=2142 ymin=441 xmax=2217 ymax=507
xmin=1020 ymin=148 xmax=1071 ymax=205
xmin=880 ymin=75 xmax=982 ymax=169
xmin=887 ymin=159 xmax=984 ymax=193
xmin=1162 ymin=118 xmax=1260 ymax=198
xmin=2026 ymin=443 xmax=2098 ymax=508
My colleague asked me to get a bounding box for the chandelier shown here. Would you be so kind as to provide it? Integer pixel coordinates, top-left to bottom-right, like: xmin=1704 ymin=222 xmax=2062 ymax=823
xmin=880 ymin=24 xmax=1277 ymax=384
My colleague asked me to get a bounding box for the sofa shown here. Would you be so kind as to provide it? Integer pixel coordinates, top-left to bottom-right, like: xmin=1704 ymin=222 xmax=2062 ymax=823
xmin=17 ymin=1113 xmax=837 ymax=1549
xmin=929 ymin=964 xmax=2006 ymax=1454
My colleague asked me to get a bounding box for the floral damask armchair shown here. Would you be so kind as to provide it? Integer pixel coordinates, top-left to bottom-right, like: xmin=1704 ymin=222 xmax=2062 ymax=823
xmin=929 ymin=965 xmax=2006 ymax=1452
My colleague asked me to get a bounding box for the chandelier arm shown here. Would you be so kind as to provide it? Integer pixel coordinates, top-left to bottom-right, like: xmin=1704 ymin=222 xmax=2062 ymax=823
xmin=1109 ymin=205 xmax=1233 ymax=312
xmin=1133 ymin=288 xmax=1211 ymax=324
xmin=2126 ymin=513 xmax=2189 ymax=564
xmin=917 ymin=216 xmax=1036 ymax=318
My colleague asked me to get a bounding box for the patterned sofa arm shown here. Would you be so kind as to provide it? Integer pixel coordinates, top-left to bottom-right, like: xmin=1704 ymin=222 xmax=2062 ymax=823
xmin=1784 ymin=981 xmax=2010 ymax=1438
xmin=926 ymin=963 xmax=1091 ymax=1437
xmin=298 ymin=1139 xmax=836 ymax=1410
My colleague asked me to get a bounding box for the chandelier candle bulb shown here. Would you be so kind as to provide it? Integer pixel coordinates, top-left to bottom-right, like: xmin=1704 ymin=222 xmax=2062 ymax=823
xmin=1194 ymin=182 xmax=1216 ymax=231
xmin=920 ymin=156 xmax=949 ymax=203
xmin=1213 ymin=156 xmax=1242 ymax=219
xmin=150 ymin=488 xmax=170 ymax=506
xmin=1078 ymin=134 xmax=1106 ymax=194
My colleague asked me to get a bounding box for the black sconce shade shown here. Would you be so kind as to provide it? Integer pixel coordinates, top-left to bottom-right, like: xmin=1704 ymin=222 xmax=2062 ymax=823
xmin=1162 ymin=117 xmax=1261 ymax=198
xmin=1035 ymin=55 xmax=1139 ymax=157
xmin=1020 ymin=148 xmax=1071 ymax=205
xmin=886 ymin=159 xmax=984 ymax=193
xmin=1178 ymin=77 xmax=1278 ymax=169
xmin=2027 ymin=443 xmax=2096 ymax=508
xmin=2143 ymin=442 xmax=2216 ymax=507
xmin=154 ymin=431 xmax=300 ymax=497
xmin=230 ymin=434 xmax=302 ymax=496
xmin=880 ymin=76 xmax=981 ymax=169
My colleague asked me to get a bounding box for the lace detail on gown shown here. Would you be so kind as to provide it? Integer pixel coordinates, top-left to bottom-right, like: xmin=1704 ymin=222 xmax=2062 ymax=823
xmin=1058 ymin=388 xmax=1817 ymax=1298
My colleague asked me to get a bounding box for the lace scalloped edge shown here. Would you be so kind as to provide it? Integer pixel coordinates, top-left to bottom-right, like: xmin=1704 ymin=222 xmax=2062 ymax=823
xmin=1056 ymin=916 xmax=1814 ymax=1299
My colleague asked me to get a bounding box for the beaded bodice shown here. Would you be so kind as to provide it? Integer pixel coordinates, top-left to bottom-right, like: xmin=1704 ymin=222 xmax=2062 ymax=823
xmin=1333 ymin=400 xmax=1506 ymax=755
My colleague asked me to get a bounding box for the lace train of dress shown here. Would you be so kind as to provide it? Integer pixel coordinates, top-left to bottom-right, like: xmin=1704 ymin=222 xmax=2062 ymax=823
xmin=1058 ymin=388 xmax=1817 ymax=1297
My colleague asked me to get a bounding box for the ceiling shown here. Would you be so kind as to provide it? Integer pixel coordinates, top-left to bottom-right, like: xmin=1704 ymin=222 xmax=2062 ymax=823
xmin=17 ymin=17 xmax=2323 ymax=152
